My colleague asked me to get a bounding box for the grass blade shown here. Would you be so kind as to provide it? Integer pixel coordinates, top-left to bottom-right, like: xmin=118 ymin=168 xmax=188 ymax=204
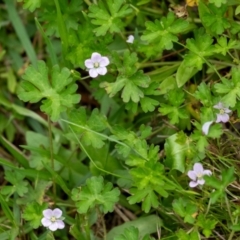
xmin=4 ymin=0 xmax=37 ymax=67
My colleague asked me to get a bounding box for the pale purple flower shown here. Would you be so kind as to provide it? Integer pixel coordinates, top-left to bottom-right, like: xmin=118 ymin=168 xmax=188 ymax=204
xmin=84 ymin=52 xmax=110 ymax=78
xmin=41 ymin=208 xmax=65 ymax=231
xmin=213 ymin=102 xmax=231 ymax=123
xmin=188 ymin=163 xmax=212 ymax=188
xmin=126 ymin=35 xmax=134 ymax=44
xmin=202 ymin=121 xmax=214 ymax=135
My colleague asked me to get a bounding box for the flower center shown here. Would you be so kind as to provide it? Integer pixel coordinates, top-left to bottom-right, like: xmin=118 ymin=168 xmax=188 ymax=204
xmin=219 ymin=109 xmax=225 ymax=115
xmin=94 ymin=62 xmax=100 ymax=68
xmin=196 ymin=173 xmax=203 ymax=179
xmin=50 ymin=216 xmax=57 ymax=223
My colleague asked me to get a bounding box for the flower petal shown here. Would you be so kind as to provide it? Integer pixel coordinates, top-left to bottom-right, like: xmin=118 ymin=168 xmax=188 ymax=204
xmin=97 ymin=67 xmax=107 ymax=75
xmin=48 ymin=222 xmax=58 ymax=231
xmin=216 ymin=113 xmax=229 ymax=123
xmin=197 ymin=179 xmax=205 ymax=185
xmin=187 ymin=170 xmax=197 ymax=181
xmin=193 ymin=163 xmax=204 ymax=174
xmin=224 ymin=107 xmax=231 ymax=113
xmin=203 ymin=170 xmax=212 ymax=176
xmin=202 ymin=121 xmax=213 ymax=135
xmin=89 ymin=68 xmax=98 ymax=78
xmin=213 ymin=102 xmax=224 ymax=109
xmin=221 ymin=113 xmax=229 ymax=123
xmin=43 ymin=209 xmax=53 ymax=219
xmin=57 ymin=220 xmax=65 ymax=229
xmin=41 ymin=218 xmax=52 ymax=227
xmin=91 ymin=52 xmax=102 ymax=62
xmin=189 ymin=181 xmax=198 ymax=188
xmin=126 ymin=35 xmax=134 ymax=43
xmin=53 ymin=208 xmax=62 ymax=218
xmin=85 ymin=59 xmax=94 ymax=68
xmin=99 ymin=57 xmax=109 ymax=67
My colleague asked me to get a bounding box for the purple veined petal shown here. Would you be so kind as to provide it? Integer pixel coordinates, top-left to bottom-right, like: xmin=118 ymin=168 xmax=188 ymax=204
xmin=52 ymin=208 xmax=62 ymax=218
xmin=97 ymin=67 xmax=107 ymax=75
xmin=126 ymin=35 xmax=134 ymax=43
xmin=48 ymin=222 xmax=59 ymax=231
xmin=203 ymin=170 xmax=212 ymax=176
xmin=85 ymin=59 xmax=94 ymax=68
xmin=202 ymin=121 xmax=213 ymax=135
xmin=224 ymin=108 xmax=231 ymax=113
xmin=89 ymin=68 xmax=98 ymax=78
xmin=56 ymin=220 xmax=65 ymax=229
xmin=215 ymin=114 xmax=222 ymax=123
xmin=41 ymin=218 xmax=52 ymax=227
xmin=43 ymin=209 xmax=53 ymax=219
xmin=91 ymin=52 xmax=102 ymax=62
xmin=197 ymin=179 xmax=205 ymax=185
xmin=99 ymin=57 xmax=110 ymax=67
xmin=187 ymin=170 xmax=197 ymax=181
xmin=193 ymin=163 xmax=204 ymax=174
xmin=221 ymin=113 xmax=229 ymax=123
xmin=213 ymin=102 xmax=224 ymax=109
xmin=189 ymin=181 xmax=198 ymax=188
xmin=216 ymin=113 xmax=229 ymax=123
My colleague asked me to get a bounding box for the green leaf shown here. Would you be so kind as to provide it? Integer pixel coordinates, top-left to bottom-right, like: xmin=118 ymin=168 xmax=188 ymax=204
xmin=215 ymin=67 xmax=240 ymax=107
xmin=22 ymin=202 xmax=48 ymax=229
xmin=100 ymin=51 xmax=150 ymax=103
xmin=209 ymin=0 xmax=227 ymax=7
xmin=18 ymin=61 xmax=81 ymax=121
xmin=196 ymin=213 xmax=218 ymax=238
xmin=176 ymin=229 xmax=200 ymax=240
xmin=214 ymin=37 xmax=239 ymax=56
xmin=236 ymin=5 xmax=240 ymax=15
xmin=141 ymin=12 xmax=189 ymax=51
xmin=107 ymin=215 xmax=162 ymax=240
xmin=164 ymin=132 xmax=192 ymax=173
xmin=194 ymin=82 xmax=213 ymax=106
xmin=200 ymin=3 xmax=230 ymax=34
xmin=88 ymin=0 xmax=132 ymax=36
xmin=176 ymin=61 xmax=198 ymax=88
xmin=184 ymin=28 xmax=215 ymax=70
xmin=140 ymin=97 xmax=159 ymax=112
xmin=205 ymin=167 xmax=235 ymax=203
xmin=159 ymin=88 xmax=188 ymax=124
xmin=17 ymin=0 xmax=41 ymax=12
xmin=17 ymin=181 xmax=52 ymax=205
xmin=71 ymin=176 xmax=120 ymax=214
xmin=128 ymin=160 xmax=174 ymax=212
xmin=114 ymin=226 xmax=139 ymax=240
xmin=39 ymin=0 xmax=83 ymax=37
xmin=66 ymin=22 xmax=109 ymax=68
xmin=172 ymin=198 xmax=198 ymax=224
xmin=2 ymin=170 xmax=28 ymax=198
xmin=68 ymin=108 xmax=108 ymax=148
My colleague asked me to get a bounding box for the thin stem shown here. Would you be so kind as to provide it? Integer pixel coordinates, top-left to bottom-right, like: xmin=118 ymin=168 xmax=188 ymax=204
xmin=83 ymin=215 xmax=91 ymax=240
xmin=175 ymin=41 xmax=223 ymax=80
xmin=205 ymin=198 xmax=211 ymax=217
xmin=48 ymin=116 xmax=56 ymax=201
xmin=225 ymin=195 xmax=234 ymax=224
xmin=97 ymin=207 xmax=107 ymax=240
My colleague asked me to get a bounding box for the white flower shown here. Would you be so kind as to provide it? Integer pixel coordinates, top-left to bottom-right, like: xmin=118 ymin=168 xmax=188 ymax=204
xmin=213 ymin=102 xmax=231 ymax=123
xmin=187 ymin=163 xmax=212 ymax=188
xmin=126 ymin=35 xmax=134 ymax=44
xmin=202 ymin=121 xmax=214 ymax=135
xmin=41 ymin=208 xmax=65 ymax=231
xmin=84 ymin=52 xmax=110 ymax=78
